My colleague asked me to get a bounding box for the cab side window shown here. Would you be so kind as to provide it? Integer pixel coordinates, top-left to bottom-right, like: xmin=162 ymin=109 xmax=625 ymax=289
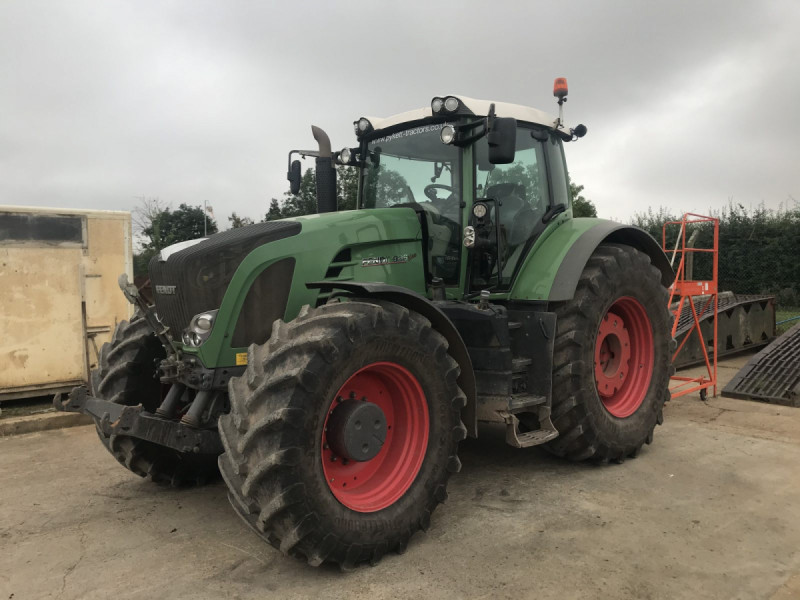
xmin=474 ymin=127 xmax=549 ymax=286
xmin=546 ymin=136 xmax=569 ymax=209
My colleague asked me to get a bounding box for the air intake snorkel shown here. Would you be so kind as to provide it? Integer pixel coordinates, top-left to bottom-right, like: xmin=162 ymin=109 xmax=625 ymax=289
xmin=312 ymin=125 xmax=337 ymax=214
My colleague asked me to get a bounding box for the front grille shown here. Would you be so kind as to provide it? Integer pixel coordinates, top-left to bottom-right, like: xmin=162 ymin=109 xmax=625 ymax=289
xmin=231 ymin=257 xmax=295 ymax=347
xmin=149 ymin=221 xmax=301 ymax=337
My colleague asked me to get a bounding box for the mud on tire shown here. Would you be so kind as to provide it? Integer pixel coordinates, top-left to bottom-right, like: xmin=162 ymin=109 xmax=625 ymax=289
xmin=92 ymin=312 xmax=219 ymax=486
xmin=544 ymin=244 xmax=674 ymax=462
xmin=218 ymin=300 xmax=467 ymax=569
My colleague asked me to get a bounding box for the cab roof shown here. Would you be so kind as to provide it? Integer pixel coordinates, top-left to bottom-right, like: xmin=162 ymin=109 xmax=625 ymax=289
xmin=363 ymin=95 xmax=564 ymax=133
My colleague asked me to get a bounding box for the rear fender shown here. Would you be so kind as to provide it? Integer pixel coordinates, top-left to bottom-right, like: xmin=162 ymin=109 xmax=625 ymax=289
xmin=306 ymin=281 xmax=478 ymax=438
xmin=510 ymin=218 xmax=674 ymax=302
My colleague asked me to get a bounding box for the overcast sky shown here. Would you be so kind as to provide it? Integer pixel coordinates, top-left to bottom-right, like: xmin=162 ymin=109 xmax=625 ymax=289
xmin=1 ymin=1 xmax=798 ymax=226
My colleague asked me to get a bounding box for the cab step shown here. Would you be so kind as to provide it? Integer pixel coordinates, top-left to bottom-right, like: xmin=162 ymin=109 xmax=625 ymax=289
xmin=502 ymin=403 xmax=559 ymax=448
xmin=511 ymin=357 xmax=532 ymax=372
xmin=508 ymin=394 xmax=546 ymax=413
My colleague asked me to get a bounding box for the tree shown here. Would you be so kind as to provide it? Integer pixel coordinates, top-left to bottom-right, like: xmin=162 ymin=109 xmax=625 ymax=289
xmin=630 ymin=206 xmax=678 ymax=238
xmin=133 ymin=249 xmax=157 ymax=277
xmin=132 ymin=196 xmax=169 ymax=245
xmin=484 ymin=162 xmax=540 ymax=194
xmin=265 ymin=199 xmax=283 ymax=221
xmin=133 ymin=202 xmax=218 ymax=276
xmin=142 ymin=203 xmax=217 ymax=251
xmin=132 ymin=197 xmax=168 ymax=276
xmin=362 ymin=166 xmax=410 ymax=207
xmin=631 ymin=201 xmax=800 ymax=304
xmin=279 ymin=168 xmax=318 ymax=217
xmin=570 ymin=181 xmax=597 ymax=218
xmin=228 ymin=212 xmax=254 ymax=228
xmin=337 ymin=165 xmax=359 ymax=211
xmin=270 ymin=165 xmax=360 ymax=218
xmin=481 ymin=166 xmax=597 ymax=219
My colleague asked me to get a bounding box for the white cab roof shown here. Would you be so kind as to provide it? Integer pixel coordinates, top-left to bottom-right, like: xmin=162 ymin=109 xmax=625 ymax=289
xmin=364 ymin=95 xmax=565 ymax=132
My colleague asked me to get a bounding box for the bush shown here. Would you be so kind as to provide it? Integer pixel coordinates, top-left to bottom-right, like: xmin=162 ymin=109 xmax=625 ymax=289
xmin=632 ymin=201 xmax=800 ymax=302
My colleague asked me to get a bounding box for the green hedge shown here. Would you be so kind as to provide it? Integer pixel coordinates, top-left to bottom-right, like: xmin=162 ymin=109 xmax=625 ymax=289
xmin=632 ymin=202 xmax=800 ymax=306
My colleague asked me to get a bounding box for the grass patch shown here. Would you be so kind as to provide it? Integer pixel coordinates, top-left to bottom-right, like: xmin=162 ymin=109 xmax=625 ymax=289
xmin=776 ymin=307 xmax=800 ymax=335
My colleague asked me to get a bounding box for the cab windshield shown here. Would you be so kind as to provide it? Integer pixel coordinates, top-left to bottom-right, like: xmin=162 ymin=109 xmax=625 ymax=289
xmin=361 ymin=123 xmax=462 ymax=284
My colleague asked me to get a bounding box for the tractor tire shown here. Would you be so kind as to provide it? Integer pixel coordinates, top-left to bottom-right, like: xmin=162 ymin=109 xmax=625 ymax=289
xmin=218 ymin=300 xmax=467 ymax=569
xmin=544 ymin=244 xmax=673 ymax=462
xmin=92 ymin=311 xmax=219 ymax=486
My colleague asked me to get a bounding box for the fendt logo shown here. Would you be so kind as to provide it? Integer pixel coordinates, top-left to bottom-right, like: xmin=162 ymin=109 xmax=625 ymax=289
xmin=155 ymin=285 xmax=177 ymax=295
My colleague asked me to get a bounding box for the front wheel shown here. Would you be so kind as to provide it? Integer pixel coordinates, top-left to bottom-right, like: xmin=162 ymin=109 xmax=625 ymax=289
xmin=544 ymin=244 xmax=673 ymax=462
xmin=92 ymin=312 xmax=219 ymax=485
xmin=218 ymin=300 xmax=467 ymax=569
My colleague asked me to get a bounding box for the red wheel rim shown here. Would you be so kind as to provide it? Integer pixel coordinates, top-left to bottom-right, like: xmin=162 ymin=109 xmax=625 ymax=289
xmin=321 ymin=362 xmax=429 ymax=513
xmin=594 ymin=297 xmax=654 ymax=418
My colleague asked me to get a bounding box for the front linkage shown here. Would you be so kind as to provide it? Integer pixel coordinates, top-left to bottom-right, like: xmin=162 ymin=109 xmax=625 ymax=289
xmin=54 ymin=274 xmax=228 ymax=457
xmin=55 ymin=386 xmax=222 ymax=455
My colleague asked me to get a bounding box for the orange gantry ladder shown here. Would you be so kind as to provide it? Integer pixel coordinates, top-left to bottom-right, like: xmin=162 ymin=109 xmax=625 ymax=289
xmin=662 ymin=213 xmax=719 ymax=399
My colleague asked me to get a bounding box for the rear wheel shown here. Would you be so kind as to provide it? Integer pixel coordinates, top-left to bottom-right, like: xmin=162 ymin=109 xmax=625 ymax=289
xmin=544 ymin=244 xmax=673 ymax=462
xmin=92 ymin=312 xmax=219 ymax=486
xmin=218 ymin=300 xmax=466 ymax=569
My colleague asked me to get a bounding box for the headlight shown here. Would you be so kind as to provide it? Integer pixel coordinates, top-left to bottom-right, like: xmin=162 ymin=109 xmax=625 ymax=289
xmin=440 ymin=124 xmax=456 ymax=145
xmin=340 ymin=147 xmax=352 ymax=164
xmin=183 ymin=309 xmax=219 ymax=347
xmin=431 ymin=97 xmax=444 ymax=113
xmin=444 ymin=96 xmax=459 ymax=112
xmin=195 ymin=313 xmax=214 ymax=331
xmin=463 ymin=226 xmax=476 ymax=248
xmin=472 ymin=202 xmax=488 ymax=219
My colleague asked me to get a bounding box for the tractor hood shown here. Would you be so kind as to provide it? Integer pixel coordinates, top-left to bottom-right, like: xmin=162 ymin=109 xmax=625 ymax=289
xmin=148 ymin=220 xmax=301 ymax=338
xmin=148 ymin=208 xmax=427 ymax=351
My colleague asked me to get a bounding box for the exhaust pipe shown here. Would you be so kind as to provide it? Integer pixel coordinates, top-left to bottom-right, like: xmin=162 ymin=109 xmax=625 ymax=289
xmin=312 ymin=125 xmax=337 ymax=214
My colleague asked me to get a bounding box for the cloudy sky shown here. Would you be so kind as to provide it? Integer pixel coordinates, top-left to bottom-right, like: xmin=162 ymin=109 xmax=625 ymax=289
xmin=1 ymin=1 xmax=798 ymax=226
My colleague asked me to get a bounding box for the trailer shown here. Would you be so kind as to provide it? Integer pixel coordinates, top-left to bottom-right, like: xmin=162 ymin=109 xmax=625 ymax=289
xmin=0 ymin=205 xmax=133 ymax=401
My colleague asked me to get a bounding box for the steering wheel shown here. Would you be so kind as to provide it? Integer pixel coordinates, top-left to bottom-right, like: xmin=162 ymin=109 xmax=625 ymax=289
xmin=424 ymin=183 xmax=453 ymax=201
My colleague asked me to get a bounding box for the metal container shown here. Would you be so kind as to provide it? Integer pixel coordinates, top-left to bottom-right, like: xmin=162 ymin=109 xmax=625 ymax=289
xmin=0 ymin=205 xmax=133 ymax=401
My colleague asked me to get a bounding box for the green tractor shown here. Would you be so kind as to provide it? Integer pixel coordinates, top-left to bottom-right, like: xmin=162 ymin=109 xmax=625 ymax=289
xmin=57 ymin=80 xmax=674 ymax=569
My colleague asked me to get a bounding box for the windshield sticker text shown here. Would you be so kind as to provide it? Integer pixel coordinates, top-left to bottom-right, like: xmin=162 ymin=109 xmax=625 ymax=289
xmin=371 ymin=124 xmax=452 ymax=145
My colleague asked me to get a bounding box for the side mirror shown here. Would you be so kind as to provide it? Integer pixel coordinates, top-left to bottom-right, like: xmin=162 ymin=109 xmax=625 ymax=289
xmin=487 ymin=118 xmax=517 ymax=164
xmin=288 ymin=160 xmax=301 ymax=195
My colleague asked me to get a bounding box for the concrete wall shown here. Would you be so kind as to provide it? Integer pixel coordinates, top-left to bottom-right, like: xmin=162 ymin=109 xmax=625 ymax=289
xmin=0 ymin=206 xmax=133 ymax=400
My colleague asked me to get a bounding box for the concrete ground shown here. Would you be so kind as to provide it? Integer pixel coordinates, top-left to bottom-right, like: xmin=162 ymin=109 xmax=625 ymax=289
xmin=2 ymin=352 xmax=799 ymax=600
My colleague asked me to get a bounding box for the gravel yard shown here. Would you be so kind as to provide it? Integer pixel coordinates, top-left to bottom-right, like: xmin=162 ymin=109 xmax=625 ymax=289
xmin=1 ymin=353 xmax=799 ymax=600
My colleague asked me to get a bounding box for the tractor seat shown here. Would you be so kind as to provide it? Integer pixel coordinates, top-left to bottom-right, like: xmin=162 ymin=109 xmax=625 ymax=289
xmin=485 ymin=183 xmax=536 ymax=247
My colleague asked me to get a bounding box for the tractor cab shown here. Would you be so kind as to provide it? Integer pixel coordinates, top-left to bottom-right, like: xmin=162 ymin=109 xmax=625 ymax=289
xmin=290 ymin=88 xmax=589 ymax=297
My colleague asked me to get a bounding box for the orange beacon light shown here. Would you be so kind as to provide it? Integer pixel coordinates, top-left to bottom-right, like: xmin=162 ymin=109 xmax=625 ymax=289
xmin=553 ymin=77 xmax=568 ymax=100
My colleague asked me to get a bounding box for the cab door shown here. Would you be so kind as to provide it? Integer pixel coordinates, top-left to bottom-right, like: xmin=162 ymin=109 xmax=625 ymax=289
xmin=469 ymin=126 xmax=550 ymax=291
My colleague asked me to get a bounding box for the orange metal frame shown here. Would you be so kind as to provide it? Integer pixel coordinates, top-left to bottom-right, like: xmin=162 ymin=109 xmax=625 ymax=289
xmin=662 ymin=213 xmax=719 ymax=399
